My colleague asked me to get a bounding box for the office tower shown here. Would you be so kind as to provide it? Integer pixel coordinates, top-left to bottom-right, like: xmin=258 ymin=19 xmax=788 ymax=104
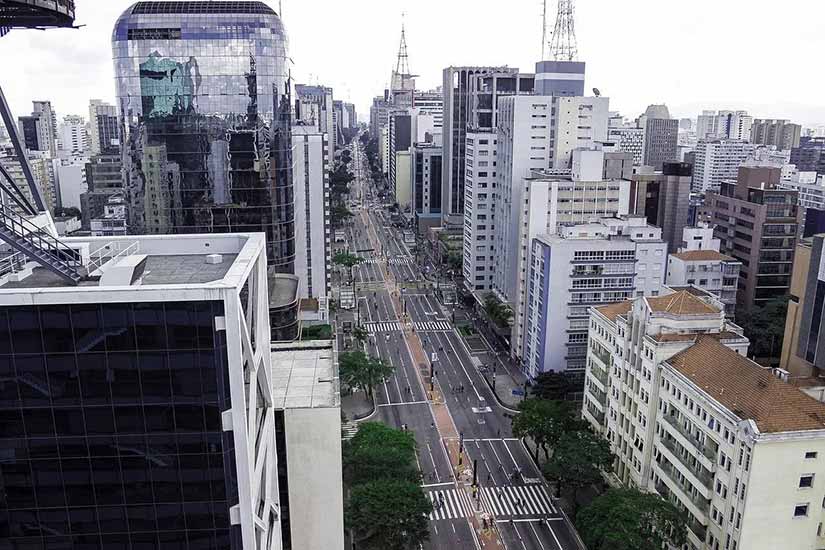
xmin=81 ymin=153 xmax=123 ymax=228
xmin=441 ymin=66 xmax=527 ymax=226
xmin=692 ymin=139 xmax=756 ymax=193
xmin=629 ymin=162 xmax=693 ymax=252
xmin=295 ymin=85 xmax=335 ymax=166
xmin=88 ymin=99 xmax=120 ymax=155
xmin=343 ymin=102 xmax=357 ymax=131
xmin=607 ymin=125 xmax=644 ymax=165
xmin=665 ymin=225 xmax=741 ymax=316
xmin=413 ymin=89 xmax=443 ymax=130
xmin=369 ymin=94 xmax=390 ymax=138
xmin=292 ymin=126 xmax=331 ymax=306
xmin=495 ymin=144 xmax=629 ymax=364
xmin=332 ymin=99 xmax=344 ymax=144
xmin=780 ymin=237 xmax=815 ymax=377
xmin=462 ymin=130 xmax=497 ymax=291
xmin=57 ymin=114 xmax=89 ymax=156
xmin=551 ymin=95 xmax=609 ymax=169
xmin=791 ymin=137 xmax=825 ymax=176
xmin=523 ymin=216 xmax=666 ymax=379
xmin=696 ymin=110 xmax=753 ymax=141
xmin=0 ymin=231 xmax=282 ymax=550
xmin=411 ymin=142 xmax=442 ymax=233
xmin=389 ymin=112 xmax=412 ymax=209
xmin=112 ymin=1 xmax=295 ymax=274
xmin=584 ymin=289 xmax=825 ymax=550
xmin=17 ymin=100 xmax=57 ymax=155
xmin=643 ymin=117 xmax=679 ymax=170
xmin=707 ymin=166 xmax=800 ymax=311
xmin=751 ymin=118 xmax=802 ymax=150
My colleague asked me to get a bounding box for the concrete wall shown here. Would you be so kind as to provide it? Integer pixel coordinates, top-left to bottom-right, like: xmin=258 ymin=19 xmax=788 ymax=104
xmin=285 ymin=407 xmax=344 ymax=550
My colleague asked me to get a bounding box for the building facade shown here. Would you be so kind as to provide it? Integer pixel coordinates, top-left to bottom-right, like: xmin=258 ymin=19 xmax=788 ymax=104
xmin=57 ymin=114 xmax=89 ymax=157
xmin=411 ymin=143 xmax=442 ymax=234
xmin=88 ymin=99 xmax=120 ymax=155
xmin=751 ymin=119 xmax=802 ymax=150
xmin=462 ymin=131 xmax=497 ymax=291
xmin=692 ymin=140 xmax=756 ymax=193
xmin=113 ymin=1 xmax=295 ymax=272
xmin=629 ymin=162 xmax=693 ymax=253
xmin=643 ymin=118 xmax=679 ymax=170
xmin=791 ymin=137 xmax=825 ymax=176
xmin=607 ymin=125 xmax=644 ymax=165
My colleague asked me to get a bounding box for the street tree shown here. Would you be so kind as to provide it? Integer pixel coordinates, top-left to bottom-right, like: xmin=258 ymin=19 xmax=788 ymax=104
xmin=484 ymin=293 xmax=513 ymax=328
xmin=576 ymin=488 xmax=687 ymax=550
xmin=342 ymin=422 xmax=419 ymax=485
xmin=736 ymin=296 xmax=788 ymax=359
xmin=346 ymin=479 xmax=432 ymax=550
xmin=531 ymin=371 xmax=574 ymax=401
xmin=333 ymin=251 xmax=364 ymax=281
xmin=512 ymin=398 xmax=578 ymax=462
xmin=339 ymin=351 xmax=394 ymax=400
xmin=351 ymin=325 xmax=369 ymax=346
xmin=543 ymin=429 xmax=613 ymax=512
xmin=331 ymin=204 xmax=354 ymax=227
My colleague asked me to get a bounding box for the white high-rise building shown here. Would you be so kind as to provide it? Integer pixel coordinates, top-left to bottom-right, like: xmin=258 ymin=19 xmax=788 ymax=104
xmin=462 ymin=130 xmax=497 ymax=291
xmin=583 ymin=288 xmax=825 ymax=550
xmin=57 ymin=114 xmax=89 ymax=157
xmin=292 ymin=126 xmax=331 ymax=310
xmin=607 ymin=126 xmax=645 ymax=165
xmin=413 ymin=89 xmax=443 ymax=130
xmin=692 ymin=140 xmax=756 ymax=193
xmin=53 ymin=155 xmax=88 ymax=209
xmin=523 ymin=216 xmax=666 ymax=378
xmin=551 ymin=95 xmax=610 ymax=170
xmin=696 ymin=110 xmax=752 ymax=141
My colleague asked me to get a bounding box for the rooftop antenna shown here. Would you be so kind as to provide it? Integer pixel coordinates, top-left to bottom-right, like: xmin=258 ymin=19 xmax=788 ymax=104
xmin=395 ymin=12 xmax=412 ymax=79
xmin=541 ymin=0 xmax=548 ymax=60
xmin=548 ymin=0 xmax=578 ymax=61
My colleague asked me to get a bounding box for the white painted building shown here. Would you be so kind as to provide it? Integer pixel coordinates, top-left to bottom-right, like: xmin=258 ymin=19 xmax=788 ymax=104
xmin=551 ymin=95 xmax=610 ymax=170
xmin=607 ymin=125 xmax=645 ymax=165
xmin=696 ymin=110 xmax=752 ymax=141
xmin=53 ymin=155 xmax=88 ymax=209
xmin=57 ymin=114 xmax=89 ymax=157
xmin=413 ymin=89 xmax=443 ymax=130
xmin=523 ymin=216 xmax=666 ymax=378
xmin=692 ymin=140 xmax=756 ymax=193
xmin=584 ymin=289 xmax=825 ymax=550
xmin=292 ymin=127 xmax=331 ymax=306
xmin=462 ymin=131 xmax=497 ymax=291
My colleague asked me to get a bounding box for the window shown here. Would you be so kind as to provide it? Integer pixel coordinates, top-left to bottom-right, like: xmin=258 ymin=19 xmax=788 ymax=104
xmin=800 ymin=475 xmax=814 ymax=488
xmin=794 ymin=504 xmax=809 ymax=517
xmin=806 ymin=451 xmax=818 ymax=459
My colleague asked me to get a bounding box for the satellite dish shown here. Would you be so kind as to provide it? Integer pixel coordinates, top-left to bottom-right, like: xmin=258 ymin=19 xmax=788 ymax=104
xmin=593 ymin=88 xmax=601 ymax=97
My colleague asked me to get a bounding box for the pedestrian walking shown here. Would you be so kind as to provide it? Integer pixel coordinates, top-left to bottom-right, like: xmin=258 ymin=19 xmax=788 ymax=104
xmin=431 ymin=422 xmax=435 ymax=429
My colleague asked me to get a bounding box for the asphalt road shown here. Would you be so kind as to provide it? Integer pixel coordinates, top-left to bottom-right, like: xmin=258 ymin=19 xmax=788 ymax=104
xmin=340 ymin=138 xmax=583 ymax=550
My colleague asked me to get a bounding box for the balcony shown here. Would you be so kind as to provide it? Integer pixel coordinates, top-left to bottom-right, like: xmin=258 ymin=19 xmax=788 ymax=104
xmin=587 ymin=385 xmax=607 ymax=406
xmin=663 ymin=414 xmax=718 ymax=461
xmin=659 ymin=435 xmax=714 ymax=489
xmin=654 ymin=483 xmax=707 ymax=542
xmin=584 ymin=404 xmax=605 ymax=425
xmin=591 ymin=346 xmax=612 ymax=368
xmin=589 ymin=364 xmax=609 ymax=388
xmin=655 ymin=459 xmax=711 ymax=514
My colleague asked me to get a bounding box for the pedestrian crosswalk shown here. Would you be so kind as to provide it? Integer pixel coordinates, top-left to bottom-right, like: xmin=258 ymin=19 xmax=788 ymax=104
xmin=341 ymin=421 xmax=359 ymax=440
xmin=427 ymin=488 xmax=472 ymax=521
xmin=361 ymin=257 xmax=412 ymax=265
xmin=365 ymin=320 xmax=454 ymax=333
xmin=480 ymin=485 xmax=556 ymax=517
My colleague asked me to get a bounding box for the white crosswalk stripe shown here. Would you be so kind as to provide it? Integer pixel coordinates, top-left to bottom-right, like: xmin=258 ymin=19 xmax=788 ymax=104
xmin=341 ymin=421 xmax=359 ymax=441
xmin=364 ymin=321 xmax=402 ymax=333
xmin=413 ymin=321 xmax=452 ymax=332
xmin=427 ymin=489 xmax=471 ymax=521
xmin=481 ymin=485 xmax=556 ymax=517
xmin=361 ymin=257 xmax=412 ymax=265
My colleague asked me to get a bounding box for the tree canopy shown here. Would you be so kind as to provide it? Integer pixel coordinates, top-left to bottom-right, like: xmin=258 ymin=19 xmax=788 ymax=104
xmin=339 ymin=351 xmax=394 ymax=399
xmin=576 ymin=488 xmax=687 ymax=550
xmin=346 ymin=479 xmax=432 ymax=550
xmin=736 ymin=296 xmax=788 ymax=360
xmin=531 ymin=371 xmax=574 ymax=401
xmin=343 ymin=422 xmax=419 ymax=485
xmin=484 ymin=293 xmax=513 ymax=328
xmin=543 ymin=429 xmax=613 ymax=512
xmin=512 ymin=398 xmax=579 ymax=461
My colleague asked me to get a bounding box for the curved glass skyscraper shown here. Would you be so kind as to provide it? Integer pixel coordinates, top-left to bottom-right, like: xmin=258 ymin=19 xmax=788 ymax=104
xmin=112 ymin=1 xmax=295 ymax=273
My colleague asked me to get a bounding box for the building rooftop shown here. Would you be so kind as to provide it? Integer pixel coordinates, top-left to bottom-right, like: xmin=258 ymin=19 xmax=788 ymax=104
xmin=595 ymin=300 xmax=633 ymax=322
xmin=671 ymin=250 xmax=736 ymax=262
xmin=667 ymin=337 xmax=825 ymax=433
xmin=646 ymin=290 xmax=720 ymax=316
xmin=130 ymin=1 xmax=275 ymax=15
xmin=268 ymin=272 xmax=300 ymax=308
xmin=270 ymin=340 xmax=338 ymax=409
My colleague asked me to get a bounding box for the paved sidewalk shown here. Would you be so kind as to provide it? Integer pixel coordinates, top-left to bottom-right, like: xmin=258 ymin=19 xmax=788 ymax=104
xmin=341 ymin=390 xmax=374 ymax=421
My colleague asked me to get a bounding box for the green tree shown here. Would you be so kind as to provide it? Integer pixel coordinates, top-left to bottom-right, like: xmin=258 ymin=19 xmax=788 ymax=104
xmin=512 ymin=398 xmax=578 ymax=462
xmin=543 ymin=429 xmax=613 ymax=513
xmin=333 ymin=251 xmax=364 ymax=281
xmin=53 ymin=206 xmax=81 ymax=219
xmin=339 ymin=351 xmax=394 ymax=399
xmin=352 ymin=324 xmax=369 ymax=346
xmin=346 ymin=479 xmax=432 ymax=550
xmin=576 ymin=488 xmax=687 ymax=550
xmin=532 ymin=371 xmax=574 ymax=400
xmin=736 ymin=296 xmax=788 ymax=359
xmin=343 ymin=422 xmax=418 ymax=485
xmin=484 ymin=293 xmax=514 ymax=328
xmin=331 ymin=204 xmax=354 ymax=227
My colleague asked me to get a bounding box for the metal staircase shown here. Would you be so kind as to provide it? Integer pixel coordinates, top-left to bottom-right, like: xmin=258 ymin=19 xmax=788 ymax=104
xmin=0 ymin=204 xmax=83 ymax=285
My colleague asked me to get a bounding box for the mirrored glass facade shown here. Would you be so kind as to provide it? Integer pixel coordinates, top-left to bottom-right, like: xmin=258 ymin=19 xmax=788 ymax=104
xmin=0 ymin=301 xmax=240 ymax=549
xmin=112 ymin=1 xmax=295 ymax=273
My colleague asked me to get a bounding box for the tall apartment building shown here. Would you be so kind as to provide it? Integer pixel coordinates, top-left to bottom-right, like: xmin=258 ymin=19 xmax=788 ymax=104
xmin=343 ymin=102 xmax=357 ymax=131
xmin=629 ymin=163 xmax=693 ymax=253
xmin=81 ymin=153 xmax=123 ymax=228
xmin=113 ymin=1 xmax=295 ymax=273
xmin=88 ymin=99 xmax=120 ymax=155
xmin=607 ymin=125 xmax=644 ymax=165
xmin=0 ymin=231 xmax=283 ymax=550
xmin=696 ymin=110 xmax=752 ymax=141
xmin=791 ymin=137 xmax=825 ymax=176
xmin=751 ymin=119 xmax=802 ymax=150
xmin=495 ymin=145 xmax=630 ymax=362
xmin=57 ymin=114 xmax=89 ymax=156
xmin=462 ymin=131 xmax=497 ymax=291
xmin=441 ymin=66 xmax=532 ymax=226
xmin=692 ymin=140 xmax=756 ymax=193
xmin=522 ymin=216 xmax=666 ymax=379
xmin=707 ymin=166 xmax=800 ymax=310
xmin=584 ymin=289 xmax=825 ymax=550
xmin=666 ymin=226 xmax=741 ymax=316
xmin=643 ymin=118 xmax=680 ymax=170
xmin=411 ymin=143 xmax=442 ymax=234
xmin=295 ymin=84 xmax=335 ymax=163
xmin=369 ymin=94 xmax=390 ymax=138
xmin=53 ymin=155 xmax=88 ymax=209
xmin=17 ymin=100 xmax=58 ymax=156
xmin=0 ymin=146 xmax=57 ymax=213
xmin=551 ymin=95 xmax=610 ymax=169
xmin=292 ymin=126 xmax=331 ymax=305
xmin=389 ymin=112 xmax=412 ymax=209
xmin=413 ymin=89 xmax=443 ymax=130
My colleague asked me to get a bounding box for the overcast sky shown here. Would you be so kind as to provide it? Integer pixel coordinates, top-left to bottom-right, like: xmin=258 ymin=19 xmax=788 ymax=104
xmin=2 ymin=0 xmax=823 ymax=126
